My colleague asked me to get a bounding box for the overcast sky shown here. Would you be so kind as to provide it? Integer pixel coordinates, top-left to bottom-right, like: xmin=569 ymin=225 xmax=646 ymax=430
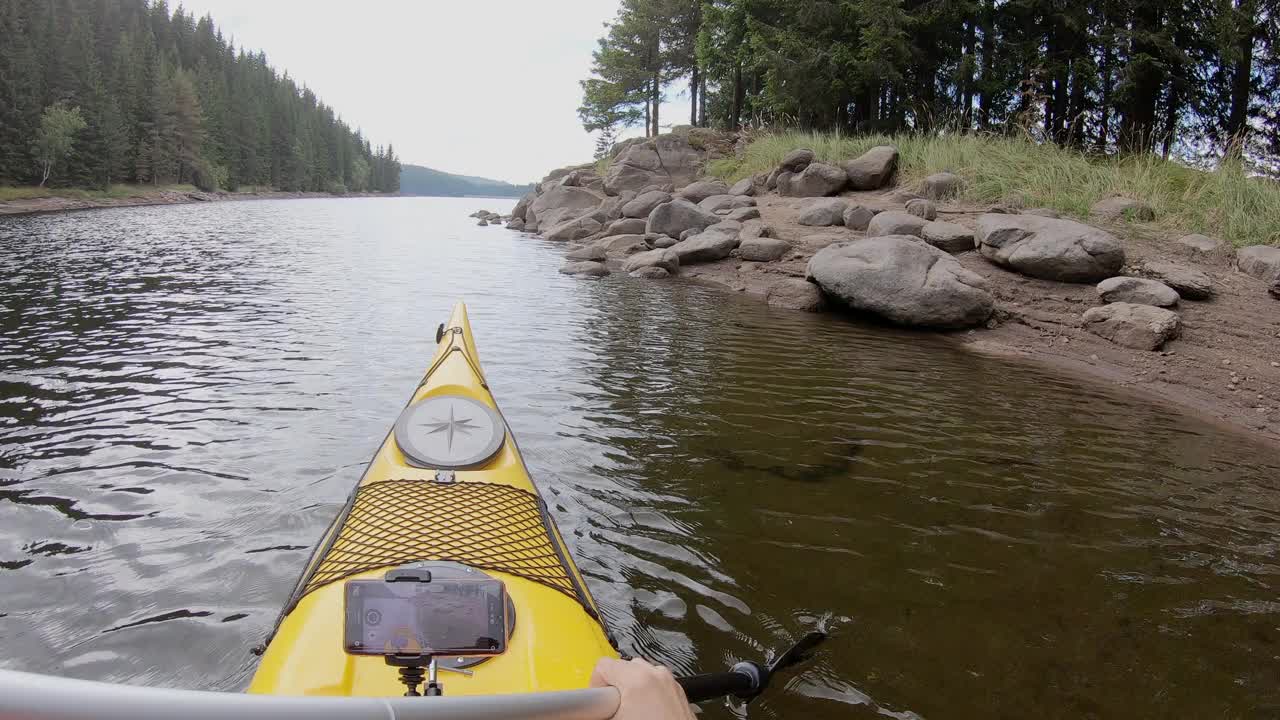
xmin=177 ymin=0 xmax=684 ymax=184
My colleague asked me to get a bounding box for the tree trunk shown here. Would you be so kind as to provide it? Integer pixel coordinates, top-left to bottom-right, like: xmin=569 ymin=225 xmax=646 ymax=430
xmin=644 ymin=80 xmax=652 ymax=138
xmin=39 ymin=162 xmax=50 ymax=187
xmin=731 ymin=59 xmax=744 ymax=129
xmin=690 ymin=65 xmax=699 ymax=126
xmin=1225 ymin=0 xmax=1256 ymax=157
xmin=651 ymin=69 xmax=660 ymax=137
xmin=962 ymin=20 xmax=976 ymax=130
xmin=699 ymin=75 xmax=706 ymax=127
xmin=977 ymin=0 xmax=995 ymax=130
xmin=1119 ymin=2 xmax=1163 ymax=153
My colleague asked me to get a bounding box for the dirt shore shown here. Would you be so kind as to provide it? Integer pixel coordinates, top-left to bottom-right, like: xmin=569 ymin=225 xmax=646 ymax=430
xmin=0 ymin=188 xmax=380 ymax=217
xmin=670 ymin=188 xmax=1280 ymax=444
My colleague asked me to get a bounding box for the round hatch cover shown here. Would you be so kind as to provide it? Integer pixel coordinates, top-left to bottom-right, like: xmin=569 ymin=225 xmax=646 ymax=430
xmin=394 ymin=395 xmax=505 ymax=469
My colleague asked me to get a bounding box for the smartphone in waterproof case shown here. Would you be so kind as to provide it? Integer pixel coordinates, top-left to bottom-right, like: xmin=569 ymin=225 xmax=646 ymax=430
xmin=343 ymin=577 xmax=508 ymax=657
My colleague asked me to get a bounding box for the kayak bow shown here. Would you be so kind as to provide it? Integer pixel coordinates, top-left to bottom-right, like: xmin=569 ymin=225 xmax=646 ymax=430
xmin=250 ymin=302 xmax=618 ymax=696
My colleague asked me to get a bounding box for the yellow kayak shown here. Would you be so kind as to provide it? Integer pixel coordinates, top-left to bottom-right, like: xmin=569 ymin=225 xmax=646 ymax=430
xmin=249 ymin=302 xmax=618 ymax=696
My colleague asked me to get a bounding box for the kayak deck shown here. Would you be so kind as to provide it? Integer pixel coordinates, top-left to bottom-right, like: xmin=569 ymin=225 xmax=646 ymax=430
xmin=249 ymin=303 xmax=616 ymax=696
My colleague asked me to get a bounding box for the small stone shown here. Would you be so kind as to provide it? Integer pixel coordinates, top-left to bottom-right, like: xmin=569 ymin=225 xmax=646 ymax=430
xmin=1090 ymin=354 xmax=1099 ymax=361
xmin=1271 ymin=362 xmax=1278 ymax=367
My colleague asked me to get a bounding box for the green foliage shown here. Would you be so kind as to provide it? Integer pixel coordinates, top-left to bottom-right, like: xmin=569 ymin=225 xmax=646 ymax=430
xmin=0 ymin=0 xmax=399 ymax=194
xmin=708 ymin=130 xmax=1280 ymax=246
xmin=32 ymin=103 xmax=88 ymax=186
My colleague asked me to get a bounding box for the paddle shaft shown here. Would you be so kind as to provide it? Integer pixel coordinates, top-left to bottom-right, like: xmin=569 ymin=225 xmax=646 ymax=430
xmin=676 ymin=664 xmax=763 ymax=703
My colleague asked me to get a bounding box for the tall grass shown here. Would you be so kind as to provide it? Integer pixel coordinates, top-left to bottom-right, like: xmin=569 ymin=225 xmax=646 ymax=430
xmin=705 ymin=131 xmax=1280 ymax=247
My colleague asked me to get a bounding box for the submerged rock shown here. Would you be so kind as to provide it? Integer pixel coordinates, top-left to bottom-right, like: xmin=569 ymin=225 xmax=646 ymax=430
xmin=559 ymin=261 xmax=609 ymax=277
xmin=805 ymin=236 xmax=994 ymax=329
xmin=1081 ymin=303 xmax=1181 ymax=350
xmin=629 ymin=266 xmax=671 ymax=279
xmin=564 ymin=245 xmax=608 ymax=262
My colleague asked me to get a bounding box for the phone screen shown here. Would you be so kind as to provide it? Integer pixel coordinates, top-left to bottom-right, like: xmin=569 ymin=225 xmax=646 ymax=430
xmin=343 ymin=577 xmax=507 ymax=657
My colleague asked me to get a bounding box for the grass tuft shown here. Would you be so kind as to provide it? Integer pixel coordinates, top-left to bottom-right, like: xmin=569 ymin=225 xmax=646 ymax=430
xmin=706 ymin=131 xmax=1280 ymax=247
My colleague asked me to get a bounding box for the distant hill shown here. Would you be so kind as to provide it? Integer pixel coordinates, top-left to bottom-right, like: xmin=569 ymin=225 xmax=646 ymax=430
xmin=400 ymin=165 xmax=534 ymax=198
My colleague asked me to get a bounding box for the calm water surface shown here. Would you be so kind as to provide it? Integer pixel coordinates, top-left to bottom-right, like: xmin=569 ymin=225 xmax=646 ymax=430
xmin=2 ymin=197 xmax=1279 ymax=718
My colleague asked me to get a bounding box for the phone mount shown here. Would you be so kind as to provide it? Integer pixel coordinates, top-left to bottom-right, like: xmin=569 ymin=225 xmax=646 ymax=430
xmin=381 ymin=566 xmax=444 ymax=696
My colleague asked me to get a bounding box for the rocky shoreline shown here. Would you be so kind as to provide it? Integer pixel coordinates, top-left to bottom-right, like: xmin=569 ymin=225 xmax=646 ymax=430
xmin=0 ymin=188 xmax=382 ymax=217
xmin=477 ymin=127 xmax=1280 ymax=443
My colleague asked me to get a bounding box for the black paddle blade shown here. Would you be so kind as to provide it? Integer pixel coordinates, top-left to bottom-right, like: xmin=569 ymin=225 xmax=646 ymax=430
xmin=766 ymin=631 xmax=827 ymax=675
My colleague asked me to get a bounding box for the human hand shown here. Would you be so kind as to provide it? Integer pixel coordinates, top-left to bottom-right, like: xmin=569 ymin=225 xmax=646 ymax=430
xmin=590 ymin=657 xmax=696 ymax=720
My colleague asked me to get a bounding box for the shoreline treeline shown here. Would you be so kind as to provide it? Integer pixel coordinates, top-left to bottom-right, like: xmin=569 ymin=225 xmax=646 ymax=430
xmin=579 ymin=0 xmax=1280 ymax=165
xmin=0 ymin=0 xmax=400 ymax=193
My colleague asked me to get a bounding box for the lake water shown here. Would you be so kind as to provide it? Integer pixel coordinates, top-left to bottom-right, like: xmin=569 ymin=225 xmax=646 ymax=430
xmin=2 ymin=196 xmax=1279 ymax=718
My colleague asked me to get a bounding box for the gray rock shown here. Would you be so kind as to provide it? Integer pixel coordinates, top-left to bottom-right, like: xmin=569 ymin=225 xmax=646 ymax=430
xmin=528 ymin=185 xmax=604 ymax=231
xmin=843 ymin=146 xmax=899 ymax=190
xmin=729 ymin=178 xmax=755 ymax=196
xmin=921 ymin=221 xmax=974 ymax=253
xmin=740 ymin=220 xmax=772 ymax=239
xmin=506 ymin=218 xmax=525 ymax=232
xmin=1137 ymin=261 xmax=1214 ymax=300
xmin=510 ymin=192 xmax=535 ymax=221
xmin=798 ymin=198 xmax=849 ymax=226
xmin=699 ymin=194 xmax=737 ymax=213
xmin=921 ymin=172 xmax=962 ymax=201
xmin=780 ymin=148 xmax=815 ymax=173
xmin=1081 ymin=303 xmax=1181 ymax=350
xmin=887 ymin=189 xmax=923 ymax=204
xmin=1236 ymin=245 xmax=1280 ymax=284
xmin=905 ymin=198 xmax=937 ymax=220
xmin=678 ymin=180 xmax=731 ymax=203
xmin=785 ymin=162 xmax=848 ymax=197
xmin=621 ymin=190 xmax=672 ymax=219
xmin=841 ymin=204 xmax=878 ymax=231
xmin=679 ymin=228 xmax=697 ymax=242
xmin=1090 ymin=196 xmax=1156 ymax=222
xmin=543 ymin=216 xmax=602 ymax=242
xmin=726 ymin=206 xmax=762 ymax=222
xmin=805 ymin=236 xmax=994 ymax=329
xmin=866 ymin=211 xmax=926 ymax=238
xmin=1271 ymin=277 xmax=1280 ymax=299
xmin=673 ymin=222 xmax=741 ymax=264
xmin=565 ymin=245 xmax=608 ymax=262
xmin=477 ymin=219 xmax=488 ymax=226
xmin=765 ymin=168 xmax=781 ymax=191
xmin=629 ymin=266 xmax=670 ymax=279
xmin=1023 ymin=207 xmax=1061 ymax=218
xmin=975 ymin=214 xmax=1125 ymax=283
xmin=729 ymin=195 xmax=757 ymax=208
xmin=738 ymin=237 xmax=790 ymax=262
xmin=651 ymin=235 xmax=677 ymax=248
xmin=559 ymin=261 xmax=609 ymax=277
xmin=606 ymin=217 xmax=648 ymax=236
xmin=1176 ymin=233 xmax=1222 ymax=253
xmin=621 ymin=248 xmax=680 ymax=274
xmin=604 ymin=134 xmax=704 ymax=195
xmin=592 ymin=195 xmax=628 ymax=223
xmin=766 ymin=279 xmax=826 ymax=312
xmin=775 ymin=171 xmax=795 ymax=196
xmin=646 ymin=199 xmax=720 ymax=238
xmin=594 ymin=234 xmax=648 ymax=256
xmin=1096 ymin=277 xmax=1179 ymax=307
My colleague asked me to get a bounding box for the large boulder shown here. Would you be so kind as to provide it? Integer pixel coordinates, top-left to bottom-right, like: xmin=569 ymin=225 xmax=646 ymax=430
xmin=921 ymin=221 xmax=974 ymax=253
xmin=974 ymin=214 xmax=1125 ymax=282
xmin=1096 ymin=277 xmax=1179 ymax=307
xmin=921 ymin=172 xmax=962 ymax=201
xmin=1090 ymin=196 xmax=1155 ymax=222
xmin=622 ymin=190 xmax=671 ymax=219
xmin=784 ymin=162 xmax=848 ymax=197
xmin=527 ymin=185 xmax=604 ymax=231
xmin=1081 ymin=303 xmax=1181 ymax=350
xmin=679 ymin=180 xmax=731 ymax=203
xmin=605 ymin=217 xmax=648 ymax=236
xmin=728 ymin=178 xmax=755 ymax=196
xmin=775 ymin=171 xmax=795 ymax=196
xmin=622 ymin=248 xmax=680 ymax=274
xmin=766 ymin=279 xmax=826 ymax=312
xmin=866 ymin=211 xmax=926 ymax=238
xmin=843 ymin=146 xmax=899 ymax=190
xmin=510 ymin=192 xmax=535 ymax=221
xmin=805 ymin=236 xmax=994 ymax=329
xmin=738 ymin=237 xmax=790 ymax=262
xmin=646 ymin=199 xmax=720 ymax=238
xmin=565 ymin=245 xmax=608 ymax=262
xmin=842 ymin=204 xmax=879 ymax=231
xmin=699 ymin=194 xmax=738 ymax=213
xmin=673 ymin=222 xmax=741 ymax=264
xmin=559 ymin=261 xmax=609 ymax=277
xmin=1237 ymin=245 xmax=1280 ymax=284
xmin=1136 ymin=261 xmax=1214 ymax=300
xmin=506 ymin=218 xmax=526 ymax=232
xmin=798 ymin=198 xmax=849 ymax=227
xmin=543 ymin=216 xmax=602 ymax=242
xmin=604 ymin=134 xmax=704 ymax=195
xmin=780 ymin=148 xmax=815 ymax=172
